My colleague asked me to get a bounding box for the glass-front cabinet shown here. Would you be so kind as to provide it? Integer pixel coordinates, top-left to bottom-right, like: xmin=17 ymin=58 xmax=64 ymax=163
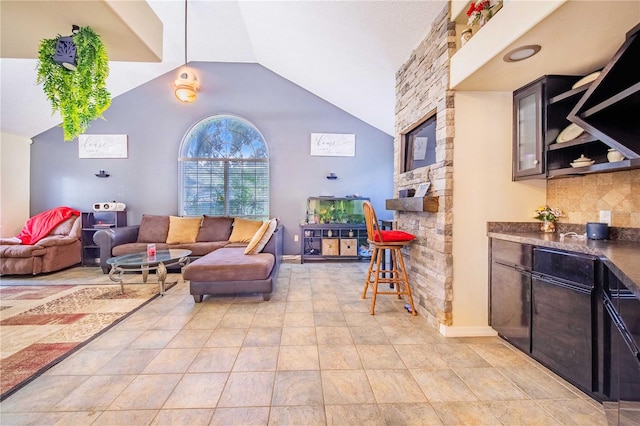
xmin=300 ymin=196 xmax=370 ymax=263
xmin=513 ymin=75 xmax=584 ymax=180
xmin=513 ymin=79 xmax=544 ymax=180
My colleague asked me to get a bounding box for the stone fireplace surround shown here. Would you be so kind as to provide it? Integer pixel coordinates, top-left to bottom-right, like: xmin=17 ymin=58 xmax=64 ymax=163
xmin=394 ymin=5 xmax=454 ymax=328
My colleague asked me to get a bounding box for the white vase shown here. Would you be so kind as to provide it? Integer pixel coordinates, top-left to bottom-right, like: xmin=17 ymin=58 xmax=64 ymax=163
xmin=607 ymin=149 xmax=625 ymax=162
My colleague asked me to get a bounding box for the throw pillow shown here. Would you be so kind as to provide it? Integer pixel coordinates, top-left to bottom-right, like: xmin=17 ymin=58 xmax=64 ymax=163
xmin=372 ymin=230 xmax=416 ymax=242
xmin=137 ymin=215 xmax=170 ymax=243
xmin=196 ymin=216 xmax=234 ymax=242
xmin=229 ymin=217 xmax=264 ymax=243
xmin=50 ymin=217 xmax=76 ymax=235
xmin=245 ymin=218 xmax=278 ymax=255
xmin=166 ymin=216 xmax=203 ymax=244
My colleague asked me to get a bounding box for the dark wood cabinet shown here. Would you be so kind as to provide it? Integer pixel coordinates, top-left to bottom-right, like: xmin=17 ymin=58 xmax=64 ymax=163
xmin=512 ymin=75 xmax=577 ymax=180
xmin=489 ymin=239 xmax=532 ymax=353
xmin=300 ymin=224 xmax=368 ymax=263
xmin=490 ymin=239 xmax=603 ymax=399
xmin=602 ymin=267 xmax=640 ymax=422
xmin=513 ymin=24 xmax=640 ymax=180
xmin=546 ymin=78 xmax=640 ymax=178
xmin=81 ymin=211 xmax=126 ymax=266
xmin=512 ymin=79 xmax=544 ymax=180
xmin=570 ymin=23 xmax=640 ymax=165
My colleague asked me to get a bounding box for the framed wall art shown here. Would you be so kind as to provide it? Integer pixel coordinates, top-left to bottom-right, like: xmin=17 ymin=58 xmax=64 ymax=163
xmin=79 ymin=134 xmax=128 ymax=159
xmin=310 ymin=133 xmax=356 ymax=157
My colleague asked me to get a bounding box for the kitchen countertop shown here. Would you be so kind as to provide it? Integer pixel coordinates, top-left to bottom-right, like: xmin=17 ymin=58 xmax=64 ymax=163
xmin=487 ymin=229 xmax=640 ymax=299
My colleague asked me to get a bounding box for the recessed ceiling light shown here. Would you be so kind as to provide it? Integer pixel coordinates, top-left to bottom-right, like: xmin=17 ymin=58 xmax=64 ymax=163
xmin=503 ymin=45 xmax=542 ymax=62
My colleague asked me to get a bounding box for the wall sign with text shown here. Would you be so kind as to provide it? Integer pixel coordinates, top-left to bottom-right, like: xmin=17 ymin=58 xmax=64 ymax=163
xmin=310 ymin=133 xmax=356 ymax=157
xmin=79 ymin=134 xmax=128 ymax=159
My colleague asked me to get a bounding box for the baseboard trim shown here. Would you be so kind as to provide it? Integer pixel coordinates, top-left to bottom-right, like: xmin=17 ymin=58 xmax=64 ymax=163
xmin=438 ymin=324 xmax=498 ymax=337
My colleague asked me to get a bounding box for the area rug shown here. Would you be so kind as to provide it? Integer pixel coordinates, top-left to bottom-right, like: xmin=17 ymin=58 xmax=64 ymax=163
xmin=0 ymin=281 xmax=176 ymax=401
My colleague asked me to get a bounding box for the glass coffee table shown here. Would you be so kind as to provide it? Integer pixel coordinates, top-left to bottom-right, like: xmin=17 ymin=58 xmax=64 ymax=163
xmin=106 ymin=249 xmax=191 ymax=295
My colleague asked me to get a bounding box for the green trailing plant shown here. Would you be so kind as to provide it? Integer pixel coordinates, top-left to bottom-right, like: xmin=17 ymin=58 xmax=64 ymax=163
xmin=36 ymin=26 xmax=111 ymax=141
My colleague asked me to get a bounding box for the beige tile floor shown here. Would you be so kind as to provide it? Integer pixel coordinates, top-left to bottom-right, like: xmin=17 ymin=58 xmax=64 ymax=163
xmin=0 ymin=262 xmax=608 ymax=425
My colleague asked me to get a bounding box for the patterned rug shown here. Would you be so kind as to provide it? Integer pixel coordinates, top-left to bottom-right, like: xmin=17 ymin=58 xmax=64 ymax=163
xmin=0 ymin=281 xmax=176 ymax=400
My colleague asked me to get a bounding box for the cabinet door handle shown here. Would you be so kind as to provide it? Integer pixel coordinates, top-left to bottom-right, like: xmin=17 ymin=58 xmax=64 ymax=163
xmin=533 ymin=160 xmax=539 ymax=165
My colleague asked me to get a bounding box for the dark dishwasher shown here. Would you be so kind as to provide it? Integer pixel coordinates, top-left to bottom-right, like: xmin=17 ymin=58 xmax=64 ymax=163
xmin=532 ymin=248 xmax=598 ymax=394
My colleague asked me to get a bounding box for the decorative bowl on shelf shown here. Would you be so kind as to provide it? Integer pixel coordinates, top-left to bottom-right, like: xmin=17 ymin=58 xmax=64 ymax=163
xmin=570 ymin=154 xmax=595 ymax=168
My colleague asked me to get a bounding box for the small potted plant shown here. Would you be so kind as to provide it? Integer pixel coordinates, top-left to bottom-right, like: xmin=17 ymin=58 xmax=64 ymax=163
xmin=36 ymin=26 xmax=111 ymax=141
xmin=533 ymin=205 xmax=563 ymax=233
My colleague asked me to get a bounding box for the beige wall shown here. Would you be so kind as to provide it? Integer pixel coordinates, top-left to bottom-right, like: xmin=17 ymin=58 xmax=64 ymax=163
xmin=450 ymin=92 xmax=546 ymax=334
xmin=547 ymin=169 xmax=640 ymax=227
xmin=1 ymin=132 xmax=31 ymax=237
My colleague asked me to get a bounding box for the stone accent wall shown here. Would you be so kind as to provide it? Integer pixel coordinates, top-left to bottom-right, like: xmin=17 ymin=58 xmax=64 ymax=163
xmin=394 ymin=5 xmax=456 ymax=328
xmin=547 ymin=169 xmax=640 ymax=227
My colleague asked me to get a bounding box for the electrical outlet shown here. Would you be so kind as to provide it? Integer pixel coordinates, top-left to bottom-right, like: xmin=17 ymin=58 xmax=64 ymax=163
xmin=599 ymin=210 xmax=612 ymax=226
xmin=294 ymin=234 xmax=299 ymax=242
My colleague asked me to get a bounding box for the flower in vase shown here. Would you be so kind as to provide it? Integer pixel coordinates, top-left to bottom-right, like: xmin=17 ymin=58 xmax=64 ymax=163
xmin=533 ymin=206 xmax=563 ymax=222
xmin=466 ymin=0 xmax=492 ymax=26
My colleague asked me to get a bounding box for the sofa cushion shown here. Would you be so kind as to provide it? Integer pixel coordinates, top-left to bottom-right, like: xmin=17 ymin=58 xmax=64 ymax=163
xmin=166 ymin=216 xmax=203 ymax=244
xmin=229 ymin=218 xmax=263 ymax=243
xmin=171 ymin=241 xmax=229 ymax=256
xmin=183 ymin=247 xmax=274 ymax=282
xmin=50 ymin=216 xmax=77 ymax=236
xmin=0 ymin=244 xmax=47 ymax=258
xmin=245 ymin=219 xmax=277 ymax=255
xmin=137 ymin=215 xmax=170 ymax=243
xmin=197 ymin=216 xmax=234 ymax=242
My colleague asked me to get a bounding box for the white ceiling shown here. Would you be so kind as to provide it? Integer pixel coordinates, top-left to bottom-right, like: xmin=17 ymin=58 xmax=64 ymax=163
xmin=0 ymin=0 xmax=447 ymax=139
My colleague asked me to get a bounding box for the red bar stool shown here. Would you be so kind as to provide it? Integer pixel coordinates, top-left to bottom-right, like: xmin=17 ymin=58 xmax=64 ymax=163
xmin=361 ymin=201 xmax=417 ymax=316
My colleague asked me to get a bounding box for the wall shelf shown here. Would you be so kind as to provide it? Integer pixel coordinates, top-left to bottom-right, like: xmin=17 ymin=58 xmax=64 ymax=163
xmin=385 ymin=196 xmax=438 ymax=213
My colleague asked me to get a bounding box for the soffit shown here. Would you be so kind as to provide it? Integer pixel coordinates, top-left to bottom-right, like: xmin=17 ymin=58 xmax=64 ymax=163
xmin=451 ymin=1 xmax=640 ymax=91
xmin=0 ymin=0 xmax=163 ymax=62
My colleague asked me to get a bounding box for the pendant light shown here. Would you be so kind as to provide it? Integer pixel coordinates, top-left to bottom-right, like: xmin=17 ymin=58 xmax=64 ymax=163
xmin=53 ymin=25 xmax=80 ymax=70
xmin=174 ymin=0 xmax=199 ymax=102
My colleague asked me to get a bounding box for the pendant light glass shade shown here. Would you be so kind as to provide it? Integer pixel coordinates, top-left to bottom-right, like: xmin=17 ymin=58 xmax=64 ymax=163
xmin=175 ymin=69 xmax=199 ymax=103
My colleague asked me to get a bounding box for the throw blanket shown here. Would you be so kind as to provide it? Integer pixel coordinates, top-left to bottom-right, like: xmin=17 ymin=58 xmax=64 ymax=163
xmin=16 ymin=206 xmax=80 ymax=245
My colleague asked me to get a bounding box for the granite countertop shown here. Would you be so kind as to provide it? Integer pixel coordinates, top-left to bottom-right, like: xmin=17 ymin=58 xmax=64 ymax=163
xmin=487 ymin=223 xmax=640 ymax=299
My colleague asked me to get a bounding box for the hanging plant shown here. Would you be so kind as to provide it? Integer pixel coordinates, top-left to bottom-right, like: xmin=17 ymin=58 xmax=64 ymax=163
xmin=36 ymin=26 xmax=111 ymax=141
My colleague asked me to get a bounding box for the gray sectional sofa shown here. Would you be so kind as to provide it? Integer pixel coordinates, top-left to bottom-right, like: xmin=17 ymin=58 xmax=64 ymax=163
xmin=93 ymin=214 xmax=283 ymax=301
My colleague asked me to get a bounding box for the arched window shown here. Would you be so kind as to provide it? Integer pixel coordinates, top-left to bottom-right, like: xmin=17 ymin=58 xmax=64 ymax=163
xmin=178 ymin=115 xmax=269 ymax=218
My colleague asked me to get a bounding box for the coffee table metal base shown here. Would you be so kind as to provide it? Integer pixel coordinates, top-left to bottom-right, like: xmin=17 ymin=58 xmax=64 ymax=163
xmin=107 ymin=254 xmax=190 ymax=296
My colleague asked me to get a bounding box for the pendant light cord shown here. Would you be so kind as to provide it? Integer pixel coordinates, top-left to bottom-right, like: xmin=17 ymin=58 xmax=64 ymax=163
xmin=184 ymin=0 xmax=188 ymax=67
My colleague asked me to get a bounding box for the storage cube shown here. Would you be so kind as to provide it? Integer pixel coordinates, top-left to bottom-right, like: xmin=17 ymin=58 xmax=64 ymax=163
xmin=322 ymin=238 xmax=339 ymax=256
xmin=340 ymin=238 xmax=357 ymax=256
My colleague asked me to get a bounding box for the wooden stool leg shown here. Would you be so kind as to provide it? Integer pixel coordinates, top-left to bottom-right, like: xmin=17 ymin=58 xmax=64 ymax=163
xmin=362 ymin=247 xmax=377 ymax=299
xmin=370 ymin=246 xmax=384 ymax=315
xmin=395 ymin=249 xmax=417 ymax=316
xmin=390 ymin=249 xmax=402 ymax=299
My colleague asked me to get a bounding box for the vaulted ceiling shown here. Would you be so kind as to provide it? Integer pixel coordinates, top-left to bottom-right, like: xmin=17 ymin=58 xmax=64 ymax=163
xmin=0 ymin=0 xmax=447 ymax=139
